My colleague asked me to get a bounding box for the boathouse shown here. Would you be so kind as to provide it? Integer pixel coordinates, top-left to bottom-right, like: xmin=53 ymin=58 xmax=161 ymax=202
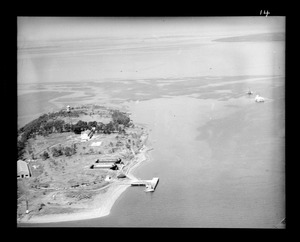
xmin=17 ymin=160 xmax=32 ymax=179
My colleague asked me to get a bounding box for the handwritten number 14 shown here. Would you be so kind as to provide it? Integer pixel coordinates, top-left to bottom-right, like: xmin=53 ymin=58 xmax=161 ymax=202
xmin=260 ymin=10 xmax=270 ymax=17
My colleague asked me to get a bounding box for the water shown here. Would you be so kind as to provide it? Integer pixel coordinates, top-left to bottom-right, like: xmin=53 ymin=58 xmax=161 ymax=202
xmin=18 ymin=79 xmax=285 ymax=227
xmin=18 ymin=19 xmax=285 ymax=227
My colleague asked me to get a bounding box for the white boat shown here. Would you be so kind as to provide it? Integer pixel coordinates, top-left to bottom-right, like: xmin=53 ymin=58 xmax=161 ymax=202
xmin=255 ymin=94 xmax=265 ymax=102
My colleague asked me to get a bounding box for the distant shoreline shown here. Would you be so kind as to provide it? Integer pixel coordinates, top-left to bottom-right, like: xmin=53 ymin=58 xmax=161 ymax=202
xmin=213 ymin=32 xmax=285 ymax=42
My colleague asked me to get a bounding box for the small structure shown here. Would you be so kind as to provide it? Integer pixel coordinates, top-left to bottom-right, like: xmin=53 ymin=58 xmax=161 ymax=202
xmin=91 ymin=141 xmax=102 ymax=147
xmin=81 ymin=131 xmax=90 ymax=142
xmin=105 ymin=175 xmax=112 ymax=181
xmin=81 ymin=128 xmax=96 ymax=142
xmin=144 ymin=184 xmax=154 ymax=192
xmin=95 ymin=158 xmax=122 ymax=164
xmin=117 ymin=173 xmax=126 ymax=179
xmin=131 ymin=177 xmax=159 ymax=192
xmin=255 ymin=94 xmax=265 ymax=102
xmin=88 ymin=127 xmax=96 ymax=139
xmin=90 ymin=163 xmax=118 ymax=170
xmin=246 ymin=89 xmax=253 ymax=95
xmin=17 ymin=160 xmax=32 ymax=179
xmin=66 ymin=105 xmax=71 ymax=113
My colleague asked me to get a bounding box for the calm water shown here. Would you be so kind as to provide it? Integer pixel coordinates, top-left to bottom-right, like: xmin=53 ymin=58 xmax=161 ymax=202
xmin=18 ymin=21 xmax=285 ymax=227
xmin=18 ymin=76 xmax=285 ymax=228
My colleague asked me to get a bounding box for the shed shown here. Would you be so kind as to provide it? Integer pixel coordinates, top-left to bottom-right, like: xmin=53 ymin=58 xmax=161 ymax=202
xmin=17 ymin=160 xmax=31 ymax=179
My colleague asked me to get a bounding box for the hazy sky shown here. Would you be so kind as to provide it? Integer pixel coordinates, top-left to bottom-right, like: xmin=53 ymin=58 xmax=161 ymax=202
xmin=18 ymin=17 xmax=285 ymax=44
xmin=18 ymin=17 xmax=285 ymax=84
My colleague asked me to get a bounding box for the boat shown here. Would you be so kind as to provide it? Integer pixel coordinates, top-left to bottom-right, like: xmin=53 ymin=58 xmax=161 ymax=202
xmin=246 ymin=89 xmax=253 ymax=95
xmin=255 ymin=94 xmax=265 ymax=102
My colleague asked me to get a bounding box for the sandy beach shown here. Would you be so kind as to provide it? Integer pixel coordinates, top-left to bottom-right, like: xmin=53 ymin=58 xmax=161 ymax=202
xmin=18 ymin=135 xmax=151 ymax=224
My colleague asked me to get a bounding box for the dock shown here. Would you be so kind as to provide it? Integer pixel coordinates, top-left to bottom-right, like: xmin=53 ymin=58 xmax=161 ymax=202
xmin=131 ymin=177 xmax=159 ymax=191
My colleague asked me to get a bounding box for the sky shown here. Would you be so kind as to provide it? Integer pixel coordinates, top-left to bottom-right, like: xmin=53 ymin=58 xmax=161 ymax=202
xmin=17 ymin=17 xmax=285 ymax=84
xmin=18 ymin=17 xmax=285 ymax=44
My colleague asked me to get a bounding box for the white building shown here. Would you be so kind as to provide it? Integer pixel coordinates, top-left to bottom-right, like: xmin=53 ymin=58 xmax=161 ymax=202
xmin=81 ymin=131 xmax=90 ymax=142
xmin=17 ymin=160 xmax=32 ymax=179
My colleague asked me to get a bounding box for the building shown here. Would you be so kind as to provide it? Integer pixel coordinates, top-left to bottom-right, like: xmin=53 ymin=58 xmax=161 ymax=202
xmin=90 ymin=163 xmax=119 ymax=170
xmin=90 ymin=163 xmax=114 ymax=169
xmin=81 ymin=131 xmax=90 ymax=142
xmin=95 ymin=158 xmax=122 ymax=164
xmin=17 ymin=160 xmax=32 ymax=179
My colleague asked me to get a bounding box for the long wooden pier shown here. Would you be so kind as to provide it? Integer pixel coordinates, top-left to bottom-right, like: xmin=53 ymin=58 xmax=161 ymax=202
xmin=131 ymin=177 xmax=159 ymax=191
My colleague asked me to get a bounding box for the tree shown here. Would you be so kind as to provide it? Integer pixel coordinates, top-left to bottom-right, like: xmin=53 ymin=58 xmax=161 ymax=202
xmin=40 ymin=151 xmax=50 ymax=160
xmin=75 ymin=120 xmax=88 ymax=131
xmin=103 ymin=121 xmax=116 ymax=134
xmin=53 ymin=120 xmax=65 ymax=133
xmin=87 ymin=121 xmax=97 ymax=130
xmin=63 ymin=146 xmax=76 ymax=156
xmin=43 ymin=120 xmax=55 ymax=132
xmin=73 ymin=125 xmax=82 ymax=134
xmin=17 ymin=140 xmax=26 ymax=159
xmin=64 ymin=123 xmax=73 ymax=132
xmin=96 ymin=122 xmax=105 ymax=133
xmin=112 ymin=110 xmax=131 ymax=127
xmin=51 ymin=147 xmax=63 ymax=157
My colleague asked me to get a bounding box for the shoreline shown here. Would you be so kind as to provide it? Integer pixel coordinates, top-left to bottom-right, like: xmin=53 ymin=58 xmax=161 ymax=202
xmin=18 ymin=133 xmax=151 ymax=225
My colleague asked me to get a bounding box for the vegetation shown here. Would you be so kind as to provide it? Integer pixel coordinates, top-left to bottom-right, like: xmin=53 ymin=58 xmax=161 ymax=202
xmin=50 ymin=145 xmax=76 ymax=157
xmin=40 ymin=151 xmax=50 ymax=160
xmin=17 ymin=107 xmax=132 ymax=160
xmin=111 ymin=110 xmax=131 ymax=127
xmin=63 ymin=145 xmax=77 ymax=156
xmin=51 ymin=147 xmax=63 ymax=157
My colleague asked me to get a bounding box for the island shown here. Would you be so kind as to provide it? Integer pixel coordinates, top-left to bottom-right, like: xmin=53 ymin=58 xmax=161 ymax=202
xmin=17 ymin=104 xmax=153 ymax=223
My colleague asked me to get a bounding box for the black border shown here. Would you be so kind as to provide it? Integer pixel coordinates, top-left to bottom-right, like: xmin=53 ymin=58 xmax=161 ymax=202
xmin=7 ymin=9 xmax=292 ymax=237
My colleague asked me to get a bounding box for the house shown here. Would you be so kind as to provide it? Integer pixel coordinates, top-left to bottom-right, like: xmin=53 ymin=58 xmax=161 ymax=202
xmin=17 ymin=160 xmax=32 ymax=179
xmin=81 ymin=131 xmax=90 ymax=142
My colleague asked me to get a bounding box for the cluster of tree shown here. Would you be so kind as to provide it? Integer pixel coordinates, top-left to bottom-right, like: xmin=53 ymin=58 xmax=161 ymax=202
xmin=47 ymin=144 xmax=77 ymax=158
xmin=40 ymin=151 xmax=50 ymax=160
xmin=111 ymin=110 xmax=131 ymax=127
xmin=18 ymin=110 xmax=82 ymax=136
xmin=73 ymin=110 xmax=131 ymax=135
xmin=17 ymin=109 xmax=132 ymax=160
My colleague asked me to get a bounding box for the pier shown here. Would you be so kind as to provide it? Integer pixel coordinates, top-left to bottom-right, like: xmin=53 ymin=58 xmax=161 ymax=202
xmin=131 ymin=177 xmax=159 ymax=191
